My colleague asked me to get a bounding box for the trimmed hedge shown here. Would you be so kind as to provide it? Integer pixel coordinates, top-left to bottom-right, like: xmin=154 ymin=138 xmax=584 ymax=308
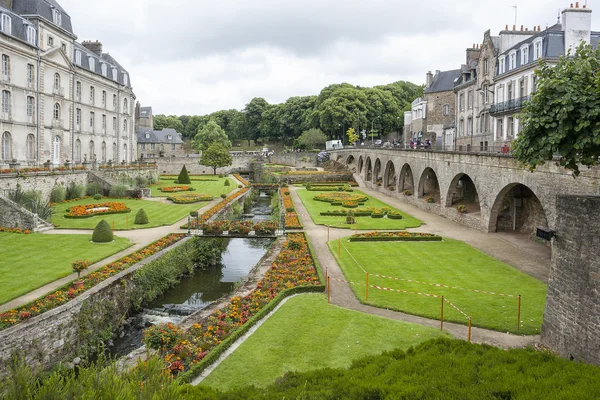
xmin=135 ymin=208 xmax=149 ymax=225
xmin=92 ymin=219 xmax=114 ymax=243
xmin=349 ymin=232 xmax=442 ymax=242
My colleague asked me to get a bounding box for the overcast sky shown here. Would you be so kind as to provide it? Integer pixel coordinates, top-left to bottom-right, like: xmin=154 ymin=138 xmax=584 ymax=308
xmin=61 ymin=0 xmax=599 ymax=116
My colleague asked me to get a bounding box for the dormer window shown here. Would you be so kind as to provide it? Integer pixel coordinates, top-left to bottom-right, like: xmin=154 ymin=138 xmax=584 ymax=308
xmin=509 ymin=51 xmax=516 ymax=70
xmin=498 ymin=56 xmax=506 ymax=74
xmin=533 ymin=39 xmax=543 ymax=60
xmin=123 ymin=73 xmax=128 ymax=86
xmin=101 ymin=63 xmax=107 ymax=76
xmin=52 ymin=9 xmax=62 ymax=26
xmin=75 ymin=50 xmax=81 ymax=66
xmin=521 ymin=45 xmax=529 ymax=65
xmin=145 ymin=133 xmax=150 ymax=139
xmin=88 ymin=57 xmax=95 ymax=71
xmin=1 ymin=14 xmax=11 ymax=34
xmin=25 ymin=25 xmax=36 ymax=45
xmin=111 ymin=68 xmax=117 ymax=80
xmin=167 ymin=134 xmax=172 ymax=140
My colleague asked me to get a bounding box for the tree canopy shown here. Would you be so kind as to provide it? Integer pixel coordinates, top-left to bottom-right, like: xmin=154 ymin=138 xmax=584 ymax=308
xmin=153 ymin=115 xmax=184 ymax=133
xmin=193 ymin=120 xmax=232 ymax=152
xmin=200 ymin=144 xmax=233 ymax=175
xmin=295 ymin=128 xmax=327 ymax=150
xmin=515 ymin=43 xmax=600 ymax=176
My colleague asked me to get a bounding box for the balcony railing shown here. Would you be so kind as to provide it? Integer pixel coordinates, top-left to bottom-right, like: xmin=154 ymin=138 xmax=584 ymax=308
xmin=490 ymin=96 xmax=530 ymax=115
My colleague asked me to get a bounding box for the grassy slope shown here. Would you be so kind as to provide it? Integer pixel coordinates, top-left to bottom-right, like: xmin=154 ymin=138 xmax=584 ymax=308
xmin=296 ymin=188 xmax=422 ymax=229
xmin=329 ymin=238 xmax=547 ymax=334
xmin=52 ymin=198 xmax=208 ymax=230
xmin=0 ymin=233 xmax=131 ymax=304
xmin=202 ymin=294 xmax=448 ymax=390
xmin=151 ymin=176 xmax=235 ymax=198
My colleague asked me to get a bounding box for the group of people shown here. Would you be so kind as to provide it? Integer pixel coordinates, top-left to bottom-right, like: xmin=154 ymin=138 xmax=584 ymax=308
xmin=409 ymin=138 xmax=432 ymax=149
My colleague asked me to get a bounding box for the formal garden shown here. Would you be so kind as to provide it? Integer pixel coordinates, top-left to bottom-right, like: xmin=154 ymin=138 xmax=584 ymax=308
xmin=150 ymin=175 xmax=235 ymax=198
xmin=296 ymin=187 xmax=422 ymax=229
xmin=0 ymin=232 xmax=132 ymax=305
xmin=328 ymin=236 xmax=547 ymax=335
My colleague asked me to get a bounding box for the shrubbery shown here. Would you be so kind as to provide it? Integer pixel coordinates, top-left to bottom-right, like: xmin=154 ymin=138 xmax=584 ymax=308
xmin=224 ymin=179 xmax=230 ymax=186
xmin=109 ymin=184 xmax=128 ymax=198
xmin=86 ymin=183 xmax=103 ymax=196
xmin=92 ymin=220 xmax=113 ymax=243
xmin=177 ymin=165 xmax=191 ymax=184
xmin=50 ymin=185 xmax=66 ymax=203
xmin=135 ymin=208 xmax=149 ymax=225
xmin=93 ymin=194 xmax=102 ymax=200
xmin=66 ymin=182 xmax=86 ymax=200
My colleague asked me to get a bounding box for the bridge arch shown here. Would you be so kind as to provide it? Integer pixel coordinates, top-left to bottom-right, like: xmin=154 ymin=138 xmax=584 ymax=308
xmin=488 ymin=183 xmax=548 ymax=234
xmin=365 ymin=157 xmax=373 ymax=182
xmin=384 ymin=160 xmax=396 ymax=189
xmin=398 ymin=163 xmax=415 ymax=195
xmin=358 ymin=156 xmax=364 ymax=174
xmin=445 ymin=173 xmax=481 ymax=213
xmin=346 ymin=155 xmax=355 ymax=166
xmin=373 ymin=158 xmax=382 ymax=184
xmin=417 ymin=167 xmax=441 ymax=203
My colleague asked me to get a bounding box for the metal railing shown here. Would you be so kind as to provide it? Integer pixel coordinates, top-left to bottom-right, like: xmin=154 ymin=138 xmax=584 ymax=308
xmin=490 ymin=96 xmax=530 ymax=114
xmin=332 ymin=143 xmax=515 ymax=157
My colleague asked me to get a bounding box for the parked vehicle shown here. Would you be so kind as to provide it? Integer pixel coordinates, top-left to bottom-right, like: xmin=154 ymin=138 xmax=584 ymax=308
xmin=326 ymin=140 xmax=343 ymax=150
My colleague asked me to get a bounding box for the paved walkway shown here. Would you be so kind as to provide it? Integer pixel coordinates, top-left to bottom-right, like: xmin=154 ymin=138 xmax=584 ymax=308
xmin=289 ymin=184 xmax=543 ymax=349
xmin=0 ymin=183 xmax=245 ymax=313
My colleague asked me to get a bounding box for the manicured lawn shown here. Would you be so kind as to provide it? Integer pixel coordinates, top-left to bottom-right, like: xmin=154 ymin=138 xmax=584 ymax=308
xmin=202 ymin=294 xmax=448 ymax=390
xmin=0 ymin=232 xmax=131 ymax=305
xmin=296 ymin=188 xmax=422 ymax=229
xmin=52 ymin=198 xmax=209 ymax=230
xmin=151 ymin=176 xmax=235 ymax=198
xmin=329 ymin=238 xmax=547 ymax=335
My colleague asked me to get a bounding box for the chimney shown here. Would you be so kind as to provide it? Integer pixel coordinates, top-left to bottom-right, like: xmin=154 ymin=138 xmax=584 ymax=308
xmin=426 ymin=71 xmax=433 ymax=88
xmin=82 ymin=40 xmax=103 ymax=56
xmin=562 ymin=4 xmax=592 ymax=53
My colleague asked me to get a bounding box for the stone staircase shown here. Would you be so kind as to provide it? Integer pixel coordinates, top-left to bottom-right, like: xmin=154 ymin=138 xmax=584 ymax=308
xmin=88 ymin=170 xmax=120 ymax=193
xmin=0 ymin=192 xmax=53 ymax=232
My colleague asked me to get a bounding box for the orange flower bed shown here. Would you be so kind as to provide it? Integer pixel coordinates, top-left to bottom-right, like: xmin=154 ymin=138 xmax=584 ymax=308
xmin=281 ymin=189 xmax=302 ymax=229
xmin=65 ymin=202 xmax=131 ymax=218
xmin=233 ymin=174 xmax=249 ymax=187
xmin=0 ymin=227 xmax=31 ymax=234
xmin=0 ymin=233 xmax=184 ymax=330
xmin=182 ymin=188 xmax=249 ymax=229
xmin=159 ymin=186 xmax=191 ymax=192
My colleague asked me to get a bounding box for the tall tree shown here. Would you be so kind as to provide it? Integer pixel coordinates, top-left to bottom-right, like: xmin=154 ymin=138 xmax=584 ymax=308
xmin=296 ymin=128 xmax=327 ymax=150
xmin=153 ymin=115 xmax=184 ymax=133
xmin=243 ymin=97 xmax=270 ymax=141
xmin=193 ymin=120 xmax=232 ymax=152
xmin=200 ymin=144 xmax=232 ymax=175
xmin=514 ymin=43 xmax=600 ymax=176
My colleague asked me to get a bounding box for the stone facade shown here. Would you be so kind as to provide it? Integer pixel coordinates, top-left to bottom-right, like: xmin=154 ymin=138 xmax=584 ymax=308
xmin=541 ymin=195 xmax=600 ymax=365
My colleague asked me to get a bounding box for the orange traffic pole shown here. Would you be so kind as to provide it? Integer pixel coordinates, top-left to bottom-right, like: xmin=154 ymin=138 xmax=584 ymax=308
xmin=517 ymin=295 xmax=522 ymax=331
xmin=468 ymin=317 xmax=472 ymax=342
xmin=338 ymin=238 xmax=341 ymax=259
xmin=440 ymin=296 xmax=444 ymax=330
xmin=366 ymin=272 xmax=369 ymax=301
xmin=327 ymin=276 xmax=331 ymax=304
xmin=126 ymin=215 xmax=128 ymax=229
xmin=328 ymin=225 xmax=330 ymax=241
xmin=112 ymin=220 xmax=114 ymax=232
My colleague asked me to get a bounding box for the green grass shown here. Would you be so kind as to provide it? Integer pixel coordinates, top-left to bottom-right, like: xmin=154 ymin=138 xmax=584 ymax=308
xmin=52 ymin=198 xmax=208 ymax=230
xmin=202 ymin=294 xmax=448 ymax=390
xmin=329 ymin=238 xmax=547 ymax=335
xmin=151 ymin=176 xmax=234 ymax=198
xmin=296 ymin=188 xmax=422 ymax=229
xmin=0 ymin=232 xmax=131 ymax=305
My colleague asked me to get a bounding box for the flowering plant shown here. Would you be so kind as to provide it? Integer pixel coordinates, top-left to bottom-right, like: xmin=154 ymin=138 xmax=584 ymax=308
xmin=72 ymin=259 xmax=91 ymax=279
xmin=167 ymin=193 xmax=213 ymax=204
xmin=0 ymin=227 xmax=31 ymax=234
xmin=159 ymin=186 xmax=192 ymax=192
xmin=65 ymin=202 xmax=131 ymax=218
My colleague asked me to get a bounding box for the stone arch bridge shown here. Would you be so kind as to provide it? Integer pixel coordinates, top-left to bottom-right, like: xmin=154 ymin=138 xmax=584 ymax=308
xmin=329 ymin=148 xmax=600 ymax=234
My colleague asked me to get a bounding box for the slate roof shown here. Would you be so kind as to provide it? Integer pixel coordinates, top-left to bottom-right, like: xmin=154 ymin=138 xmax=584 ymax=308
xmin=11 ymin=0 xmax=74 ymax=35
xmin=137 ymin=128 xmax=184 ymax=144
xmin=74 ymin=42 xmax=132 ymax=87
xmin=424 ymin=69 xmax=461 ymax=93
xmin=139 ymin=107 xmax=152 ymax=118
xmin=0 ymin=4 xmax=38 ymax=46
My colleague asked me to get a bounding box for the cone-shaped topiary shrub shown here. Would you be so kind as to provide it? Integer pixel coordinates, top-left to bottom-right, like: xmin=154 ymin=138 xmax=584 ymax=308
xmin=177 ymin=165 xmax=191 ymax=184
xmin=346 ymin=209 xmax=355 ymax=225
xmin=92 ymin=220 xmax=113 ymax=243
xmin=224 ymin=179 xmax=230 ymax=186
xmin=135 ymin=208 xmax=149 ymax=225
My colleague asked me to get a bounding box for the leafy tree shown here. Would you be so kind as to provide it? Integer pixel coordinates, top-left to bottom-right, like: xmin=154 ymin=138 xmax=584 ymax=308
xmin=153 ymin=115 xmax=184 ymax=133
xmin=317 ymin=85 xmax=367 ymax=138
xmin=514 ymin=43 xmax=600 ymax=176
xmin=296 ymin=128 xmax=327 ymax=149
xmin=243 ymin=97 xmax=270 ymax=141
xmin=193 ymin=120 xmax=232 ymax=152
xmin=347 ymin=127 xmax=359 ymax=145
xmin=200 ymin=144 xmax=233 ymax=175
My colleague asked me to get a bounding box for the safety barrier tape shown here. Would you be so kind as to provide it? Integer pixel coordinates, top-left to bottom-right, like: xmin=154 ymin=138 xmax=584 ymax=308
xmin=368 ymin=284 xmax=441 ymax=299
xmin=340 ymin=240 xmax=367 ymax=273
xmin=370 ymin=274 xmax=516 ymax=298
xmin=329 ymin=276 xmax=366 ymax=287
xmin=443 ymin=297 xmax=470 ymax=319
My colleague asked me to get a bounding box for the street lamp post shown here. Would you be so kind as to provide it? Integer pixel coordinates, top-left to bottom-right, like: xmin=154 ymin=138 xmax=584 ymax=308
xmin=371 ymin=116 xmax=380 ymax=146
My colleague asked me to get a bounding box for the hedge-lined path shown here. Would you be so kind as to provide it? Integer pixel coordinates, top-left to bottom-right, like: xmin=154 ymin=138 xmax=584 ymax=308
xmin=289 ymin=185 xmax=541 ymax=349
xmin=0 ymin=186 xmax=244 ymax=313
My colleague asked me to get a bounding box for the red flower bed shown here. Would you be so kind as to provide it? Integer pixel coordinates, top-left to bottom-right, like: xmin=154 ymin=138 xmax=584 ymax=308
xmin=0 ymin=234 xmax=184 ymax=330
xmin=281 ymin=189 xmax=302 ymax=229
xmin=143 ymin=234 xmax=320 ymax=375
xmin=0 ymin=227 xmax=31 ymax=234
xmin=182 ymin=188 xmax=249 ymax=229
xmin=65 ymin=202 xmax=131 ymax=218
xmin=349 ymin=231 xmax=442 ymax=242
xmin=159 ymin=186 xmax=192 ymax=193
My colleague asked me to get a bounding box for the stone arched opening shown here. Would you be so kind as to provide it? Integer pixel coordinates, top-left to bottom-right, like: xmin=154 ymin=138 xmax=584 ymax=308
xmin=373 ymin=158 xmax=382 ymax=185
xmin=336 ymin=154 xmax=343 ymax=162
xmin=358 ymin=156 xmax=364 ymax=174
xmin=445 ymin=173 xmax=481 ymax=214
xmin=346 ymin=155 xmax=355 ymax=166
xmin=384 ymin=161 xmax=396 ymax=191
xmin=488 ymin=183 xmax=548 ymax=234
xmin=417 ymin=167 xmax=441 ymax=203
xmin=365 ymin=157 xmax=373 ymax=182
xmin=398 ymin=163 xmax=415 ymax=195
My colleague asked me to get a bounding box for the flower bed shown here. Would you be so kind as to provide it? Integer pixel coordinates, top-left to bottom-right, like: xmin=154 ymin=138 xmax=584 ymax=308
xmin=228 ymin=221 xmax=252 ymax=234
xmin=233 ymin=174 xmax=249 ymax=187
xmin=0 ymin=233 xmax=184 ymax=330
xmin=145 ymin=233 xmax=322 ymax=378
xmin=167 ymin=193 xmax=213 ymax=204
xmin=181 ymin=188 xmax=249 ymax=229
xmin=281 ymin=189 xmax=302 ymax=229
xmin=314 ymin=192 xmax=369 ymax=204
xmin=65 ymin=202 xmax=131 ymax=218
xmin=201 ymin=220 xmax=231 ymax=234
xmin=303 ymin=181 xmax=358 ymax=187
xmin=0 ymin=227 xmax=32 ymax=234
xmin=159 ymin=186 xmax=194 ymax=193
xmin=253 ymin=221 xmax=278 ymax=234
xmin=349 ymin=232 xmax=442 ymax=242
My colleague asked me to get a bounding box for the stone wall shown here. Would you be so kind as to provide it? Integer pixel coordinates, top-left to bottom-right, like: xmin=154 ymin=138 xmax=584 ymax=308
xmin=0 ymin=171 xmax=88 ymax=202
xmin=0 ymin=237 xmax=191 ymax=378
xmin=0 ymin=194 xmax=50 ymax=231
xmin=541 ymin=195 xmax=600 ymax=365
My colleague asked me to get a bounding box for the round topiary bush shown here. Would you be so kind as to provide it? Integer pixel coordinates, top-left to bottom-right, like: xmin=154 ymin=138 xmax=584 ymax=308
xmin=220 ymin=193 xmax=227 ymax=199
xmin=238 ymin=184 xmax=243 ymax=189
xmin=135 ymin=208 xmax=149 ymax=225
xmin=92 ymin=220 xmax=113 ymax=243
xmin=224 ymin=179 xmax=231 ymax=186
xmin=93 ymin=194 xmax=102 ymax=200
